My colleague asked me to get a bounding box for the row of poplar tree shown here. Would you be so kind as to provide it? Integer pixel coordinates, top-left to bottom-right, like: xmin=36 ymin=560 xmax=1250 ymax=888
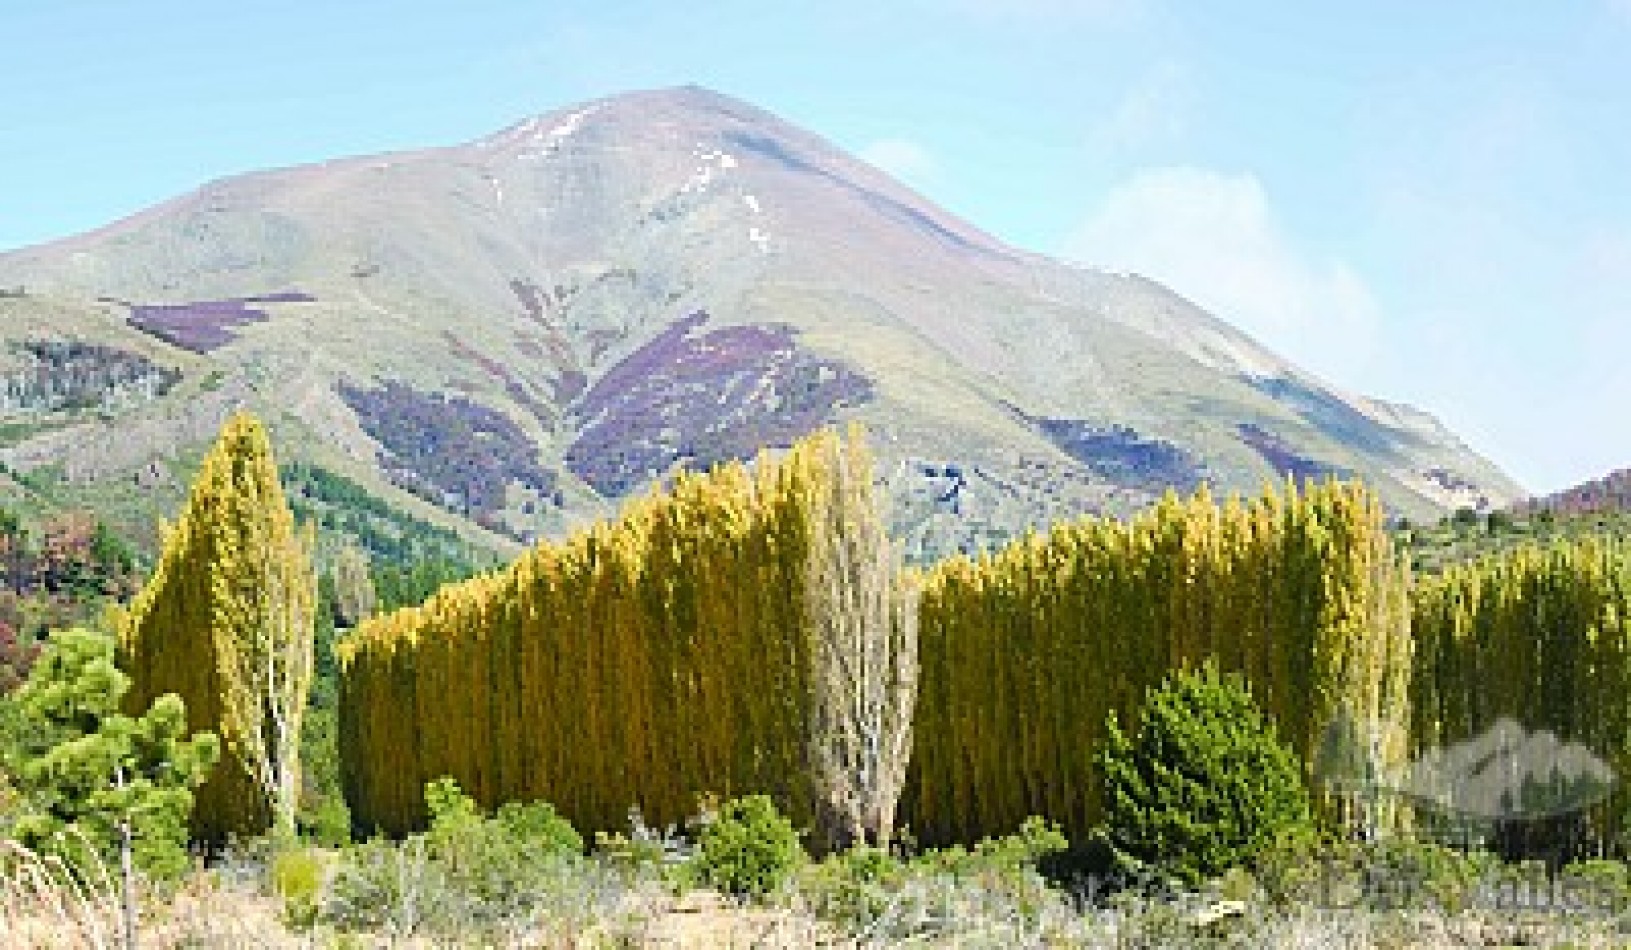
xmin=119 ymin=411 xmax=1631 ymax=855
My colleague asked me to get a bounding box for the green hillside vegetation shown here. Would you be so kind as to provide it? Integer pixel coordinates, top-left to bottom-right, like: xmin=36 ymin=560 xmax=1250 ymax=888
xmin=0 ymin=505 xmax=141 ymax=692
xmin=1399 ymin=506 xmax=1631 ymax=573
xmin=282 ymin=462 xmax=491 ymax=568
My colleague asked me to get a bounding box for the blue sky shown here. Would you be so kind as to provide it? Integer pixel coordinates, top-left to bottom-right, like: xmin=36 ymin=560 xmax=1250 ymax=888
xmin=2 ymin=1 xmax=1628 ymax=494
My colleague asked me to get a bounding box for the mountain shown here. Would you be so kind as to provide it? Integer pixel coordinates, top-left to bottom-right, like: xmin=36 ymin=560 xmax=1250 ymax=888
xmin=0 ymin=86 xmax=1520 ymax=559
xmin=1517 ymin=468 xmax=1631 ymax=517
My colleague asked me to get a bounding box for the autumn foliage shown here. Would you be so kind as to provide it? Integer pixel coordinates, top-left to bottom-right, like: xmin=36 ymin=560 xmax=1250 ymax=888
xmin=338 ymin=428 xmax=897 ymax=839
xmin=1412 ymin=536 xmax=1631 ymax=857
xmin=901 ymin=480 xmax=1413 ymax=845
xmin=120 ymin=411 xmax=316 ymax=841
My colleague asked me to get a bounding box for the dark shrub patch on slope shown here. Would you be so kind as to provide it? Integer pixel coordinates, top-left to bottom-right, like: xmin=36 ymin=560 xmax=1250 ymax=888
xmin=338 ymin=381 xmax=556 ymax=518
xmin=1247 ymin=374 xmax=1397 ymax=456
xmin=120 ymin=292 xmax=315 ymax=353
xmin=566 ymin=312 xmax=871 ymax=496
xmin=1237 ymin=422 xmax=1349 ymax=485
xmin=1033 ymin=418 xmax=1205 ymax=493
xmin=1 ymin=341 xmax=181 ymax=414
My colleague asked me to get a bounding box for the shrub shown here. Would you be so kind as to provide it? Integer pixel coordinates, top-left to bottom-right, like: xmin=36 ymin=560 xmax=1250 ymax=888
xmin=495 ymin=800 xmax=583 ymax=856
xmin=688 ymin=794 xmax=805 ymax=899
xmin=1562 ymin=858 xmax=1631 ymax=911
xmin=799 ymin=844 xmax=905 ymax=926
xmin=323 ymin=779 xmax=586 ymax=938
xmin=323 ymin=835 xmax=440 ymax=934
xmin=1097 ymin=659 xmax=1311 ymax=886
xmin=421 ymin=778 xmax=582 ymax=904
xmin=595 ymin=808 xmax=693 ymax=888
xmin=271 ymin=847 xmax=329 ymax=929
xmin=1256 ymin=830 xmax=1498 ymax=912
xmin=911 ymin=816 xmax=1069 ymax=879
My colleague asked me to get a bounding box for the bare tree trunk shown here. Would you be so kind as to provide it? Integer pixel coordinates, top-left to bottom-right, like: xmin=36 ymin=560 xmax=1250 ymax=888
xmin=115 ymin=766 xmax=138 ymax=950
xmin=222 ymin=521 xmax=316 ymax=837
xmin=805 ymin=429 xmax=919 ymax=855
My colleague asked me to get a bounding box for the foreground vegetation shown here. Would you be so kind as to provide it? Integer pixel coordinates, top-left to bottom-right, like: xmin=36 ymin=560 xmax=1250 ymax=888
xmin=8 ymin=779 xmax=1631 ymax=947
xmin=10 ymin=413 xmax=1631 ymax=945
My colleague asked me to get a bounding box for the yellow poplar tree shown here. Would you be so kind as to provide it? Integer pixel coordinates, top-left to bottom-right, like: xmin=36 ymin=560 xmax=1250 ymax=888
xmin=121 ymin=410 xmax=317 ymax=841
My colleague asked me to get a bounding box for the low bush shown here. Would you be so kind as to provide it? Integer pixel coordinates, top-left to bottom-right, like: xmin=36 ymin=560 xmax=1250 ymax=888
xmin=594 ymin=808 xmax=693 ymax=883
xmin=909 ymin=816 xmax=1068 ymax=879
xmin=1256 ymin=832 xmax=1499 ymax=913
xmin=798 ymin=844 xmax=905 ymax=927
xmin=687 ymin=794 xmax=804 ymax=899
xmin=269 ymin=847 xmax=328 ymax=929
xmin=322 ymin=777 xmax=587 ymax=939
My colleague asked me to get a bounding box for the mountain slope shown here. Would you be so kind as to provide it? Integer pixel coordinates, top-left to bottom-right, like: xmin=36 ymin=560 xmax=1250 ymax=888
xmin=0 ymin=86 xmax=1521 ymax=557
xmin=1517 ymin=468 xmax=1631 ymax=516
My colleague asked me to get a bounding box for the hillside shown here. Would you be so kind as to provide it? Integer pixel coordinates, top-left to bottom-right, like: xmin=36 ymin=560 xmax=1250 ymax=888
xmin=1397 ymin=466 xmax=1631 ymax=572
xmin=0 ymin=87 xmax=1522 ymax=556
xmin=1400 ymin=507 xmax=1631 ymax=573
xmin=1518 ymin=467 xmax=1631 ymax=517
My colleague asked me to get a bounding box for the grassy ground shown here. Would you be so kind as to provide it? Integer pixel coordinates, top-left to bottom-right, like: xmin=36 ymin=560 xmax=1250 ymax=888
xmin=6 ymin=841 xmax=1630 ymax=948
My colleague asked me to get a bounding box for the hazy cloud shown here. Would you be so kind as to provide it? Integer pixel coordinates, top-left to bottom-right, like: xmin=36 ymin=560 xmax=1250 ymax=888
xmin=1060 ymin=166 xmax=1381 ymax=383
xmin=1090 ymin=60 xmax=1191 ymax=154
xmin=942 ymin=0 xmax=1144 ymax=21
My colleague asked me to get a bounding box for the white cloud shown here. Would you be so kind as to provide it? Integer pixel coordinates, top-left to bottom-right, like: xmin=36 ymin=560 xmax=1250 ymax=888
xmin=859 ymin=138 xmax=941 ymax=189
xmin=1060 ymin=166 xmax=1380 ymax=381
xmin=1091 ymin=60 xmax=1191 ymax=154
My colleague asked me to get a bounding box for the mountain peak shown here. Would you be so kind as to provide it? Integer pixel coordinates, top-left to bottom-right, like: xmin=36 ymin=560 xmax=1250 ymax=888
xmin=488 ymin=85 xmax=795 ymax=145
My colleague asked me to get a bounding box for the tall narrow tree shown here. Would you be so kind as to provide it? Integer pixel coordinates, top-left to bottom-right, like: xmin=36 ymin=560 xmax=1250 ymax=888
xmin=331 ymin=542 xmax=377 ymax=629
xmin=121 ymin=411 xmax=317 ymax=840
xmin=803 ymin=426 xmax=919 ymax=853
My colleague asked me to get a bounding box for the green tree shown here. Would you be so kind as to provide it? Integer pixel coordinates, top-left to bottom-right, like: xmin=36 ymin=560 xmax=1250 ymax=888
xmin=122 ymin=411 xmax=316 ymax=840
xmin=1097 ymin=659 xmax=1311 ymax=886
xmin=1 ymin=628 xmax=218 ymax=879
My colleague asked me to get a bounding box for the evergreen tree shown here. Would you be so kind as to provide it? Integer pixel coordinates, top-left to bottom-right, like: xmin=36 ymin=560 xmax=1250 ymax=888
xmin=1097 ymin=659 xmax=1310 ymax=886
xmin=1 ymin=628 xmax=218 ymax=879
xmin=121 ymin=411 xmax=316 ymax=841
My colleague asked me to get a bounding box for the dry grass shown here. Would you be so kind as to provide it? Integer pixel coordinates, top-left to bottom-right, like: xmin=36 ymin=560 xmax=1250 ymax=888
xmin=0 ymin=840 xmax=118 ymax=948
xmin=0 ymin=838 xmax=299 ymax=949
xmin=6 ymin=840 xmax=1631 ymax=949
